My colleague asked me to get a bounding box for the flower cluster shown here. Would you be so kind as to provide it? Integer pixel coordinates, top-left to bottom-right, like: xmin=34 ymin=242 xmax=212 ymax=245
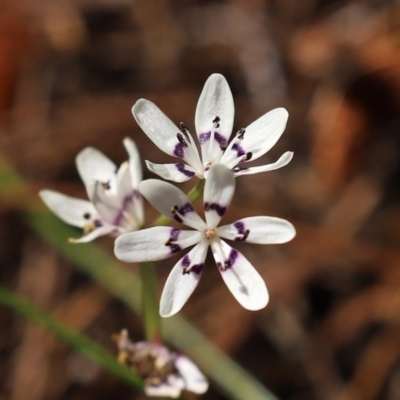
xmin=114 ymin=330 xmax=208 ymax=398
xmin=40 ymin=73 xmax=296 ymax=398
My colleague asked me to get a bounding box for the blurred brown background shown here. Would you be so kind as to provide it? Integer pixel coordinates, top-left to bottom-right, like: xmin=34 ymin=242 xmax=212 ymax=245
xmin=1 ymin=0 xmax=400 ymax=399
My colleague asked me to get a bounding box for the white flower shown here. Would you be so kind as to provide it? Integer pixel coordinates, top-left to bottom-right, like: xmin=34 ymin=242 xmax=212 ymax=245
xmin=39 ymin=138 xmax=144 ymax=243
xmin=132 ymin=73 xmax=293 ymax=182
xmin=114 ymin=329 xmax=208 ymax=398
xmin=114 ymin=164 xmax=295 ymax=317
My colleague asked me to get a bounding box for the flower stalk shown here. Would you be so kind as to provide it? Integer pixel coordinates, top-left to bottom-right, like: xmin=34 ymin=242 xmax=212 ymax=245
xmin=140 ymin=262 xmax=162 ymax=343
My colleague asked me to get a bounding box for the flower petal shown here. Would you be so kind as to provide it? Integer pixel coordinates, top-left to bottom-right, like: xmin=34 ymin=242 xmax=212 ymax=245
xmin=218 ymin=216 xmax=296 ymax=244
xmin=75 ymin=147 xmax=117 ymax=193
xmin=39 ymin=190 xmax=98 ymax=228
xmin=160 ymin=241 xmax=208 ymax=317
xmin=132 ymin=99 xmax=203 ymax=172
xmin=139 ymin=179 xmax=205 ymax=231
xmin=145 ymin=381 xmax=183 ymax=398
xmin=145 ymin=160 xmax=196 ymax=183
xmin=114 ymin=227 xmax=202 ymax=263
xmin=195 ymin=74 xmax=234 ymax=165
xmin=221 ymin=107 xmax=289 ymax=168
xmin=233 ymin=151 xmax=293 ymax=177
xmin=211 ymin=239 xmax=269 ymax=310
xmin=175 ymin=355 xmax=209 ymax=394
xmin=86 ymin=181 xmax=121 ymax=226
xmin=123 ymin=137 xmax=142 ymax=188
xmin=114 ymin=162 xmax=143 ymax=230
xmin=69 ymin=224 xmax=116 ymax=243
xmin=203 ymin=164 xmax=235 ymax=228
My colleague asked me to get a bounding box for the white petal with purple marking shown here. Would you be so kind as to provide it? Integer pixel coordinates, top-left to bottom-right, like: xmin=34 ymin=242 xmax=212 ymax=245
xmin=145 ymin=160 xmax=197 ymax=183
xmin=203 ymin=164 xmax=235 ymax=228
xmin=114 ymin=227 xmax=202 ymax=263
xmin=75 ymin=147 xmax=117 ymax=193
xmin=233 ymin=151 xmax=293 ymax=177
xmin=140 ymin=179 xmax=205 ymax=231
xmin=195 ymin=74 xmax=234 ymax=165
xmin=39 ymin=190 xmax=98 ymax=228
xmin=221 ymin=107 xmax=289 ymax=168
xmin=132 ymin=99 xmax=203 ymax=171
xmin=218 ymin=216 xmax=296 ymax=244
xmin=175 ymin=355 xmax=209 ymax=394
xmin=211 ymin=239 xmax=269 ymax=310
xmin=160 ymin=241 xmax=208 ymax=317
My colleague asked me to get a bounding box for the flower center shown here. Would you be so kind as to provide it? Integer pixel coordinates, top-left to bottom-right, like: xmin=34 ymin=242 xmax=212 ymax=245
xmin=204 ymin=229 xmax=215 ymax=240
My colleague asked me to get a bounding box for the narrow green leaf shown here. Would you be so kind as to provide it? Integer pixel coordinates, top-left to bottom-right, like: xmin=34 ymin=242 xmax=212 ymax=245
xmin=0 ymin=285 xmax=143 ymax=389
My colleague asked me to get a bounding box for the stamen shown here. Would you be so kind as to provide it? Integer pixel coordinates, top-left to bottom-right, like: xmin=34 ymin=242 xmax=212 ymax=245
xmin=219 ymin=141 xmax=228 ymax=151
xmin=176 ymin=132 xmax=187 ymax=146
xmin=212 ymin=116 xmax=220 ymax=128
xmin=179 ymin=122 xmax=191 ymax=141
xmin=244 ymin=152 xmax=253 ymax=161
xmin=236 ymin=128 xmax=245 ymax=139
xmin=102 ymin=181 xmax=111 ymax=190
xmin=83 ymin=212 xmax=91 ymax=220
xmin=205 ymin=229 xmax=215 ymax=240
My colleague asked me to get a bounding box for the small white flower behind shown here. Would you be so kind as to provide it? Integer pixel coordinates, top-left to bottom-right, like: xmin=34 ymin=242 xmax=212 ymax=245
xmin=39 ymin=138 xmax=144 ymax=243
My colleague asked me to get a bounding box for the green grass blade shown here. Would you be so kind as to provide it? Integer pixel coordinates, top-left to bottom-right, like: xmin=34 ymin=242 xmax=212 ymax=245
xmin=0 ymin=285 xmax=143 ymax=389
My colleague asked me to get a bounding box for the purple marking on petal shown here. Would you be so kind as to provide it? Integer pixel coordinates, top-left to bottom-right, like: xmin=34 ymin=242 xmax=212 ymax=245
xmin=232 ymin=143 xmax=245 ymax=158
xmin=214 ymin=132 xmax=227 ymax=146
xmin=199 ymin=131 xmax=227 ymax=147
xmin=190 ymin=263 xmax=204 ymax=274
xmin=218 ymin=249 xmax=239 ymax=271
xmin=165 ymin=229 xmax=182 ymax=254
xmin=170 ymin=244 xmax=182 ymax=254
xmin=173 ymin=143 xmax=187 ymax=158
xmin=94 ymin=219 xmax=103 ymax=227
xmin=170 ymin=228 xmax=180 ymax=240
xmin=199 ymin=132 xmax=210 ymax=145
xmin=179 ymin=202 xmax=194 ymax=216
xmin=204 ymin=202 xmax=226 ymax=217
xmin=176 ymin=163 xmax=195 ymax=178
xmin=181 ymin=254 xmax=190 ymax=267
xmin=113 ymin=191 xmax=139 ymax=227
xmin=234 ymin=221 xmax=245 ymax=234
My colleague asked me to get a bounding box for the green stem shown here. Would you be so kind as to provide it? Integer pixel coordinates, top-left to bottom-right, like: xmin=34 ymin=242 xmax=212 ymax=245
xmin=140 ymin=179 xmax=205 ymax=343
xmin=0 ymin=285 xmax=143 ymax=389
xmin=139 ymin=262 xmax=162 ymax=343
